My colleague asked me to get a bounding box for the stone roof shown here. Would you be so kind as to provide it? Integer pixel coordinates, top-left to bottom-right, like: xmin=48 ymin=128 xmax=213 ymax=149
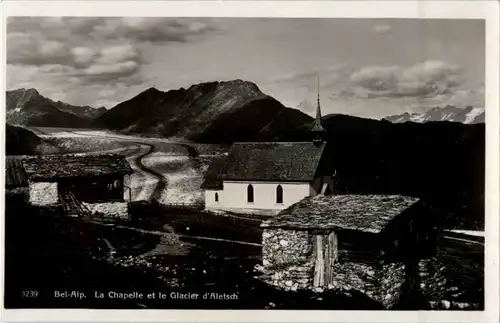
xmin=5 ymin=156 xmax=28 ymax=187
xmin=23 ymin=154 xmax=134 ymax=181
xmin=203 ymin=141 xmax=327 ymax=184
xmin=262 ymin=194 xmax=420 ymax=233
xmin=200 ymin=156 xmax=226 ymax=189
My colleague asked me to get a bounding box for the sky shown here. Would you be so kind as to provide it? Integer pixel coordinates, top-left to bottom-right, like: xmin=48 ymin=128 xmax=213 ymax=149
xmin=6 ymin=17 xmax=485 ymax=119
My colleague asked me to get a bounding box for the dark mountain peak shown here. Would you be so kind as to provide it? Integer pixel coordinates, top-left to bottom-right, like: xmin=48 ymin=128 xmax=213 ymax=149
xmin=25 ymin=88 xmax=40 ymax=95
xmin=185 ymin=79 xmax=262 ymax=95
xmin=128 ymin=87 xmax=165 ymax=101
xmin=219 ymin=79 xmax=261 ymax=90
xmin=145 ymin=86 xmax=161 ymax=93
xmin=8 ymin=87 xmax=40 ymax=97
xmin=96 ymin=79 xmax=309 ymax=141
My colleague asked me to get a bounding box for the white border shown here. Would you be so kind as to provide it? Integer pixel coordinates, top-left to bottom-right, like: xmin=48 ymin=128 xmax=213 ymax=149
xmin=1 ymin=1 xmax=498 ymax=322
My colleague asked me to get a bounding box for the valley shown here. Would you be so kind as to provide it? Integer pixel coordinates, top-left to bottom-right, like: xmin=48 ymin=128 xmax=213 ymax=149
xmin=28 ymin=127 xmax=228 ymax=205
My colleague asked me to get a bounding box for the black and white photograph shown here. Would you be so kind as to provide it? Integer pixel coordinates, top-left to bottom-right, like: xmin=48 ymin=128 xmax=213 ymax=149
xmin=1 ymin=1 xmax=498 ymax=322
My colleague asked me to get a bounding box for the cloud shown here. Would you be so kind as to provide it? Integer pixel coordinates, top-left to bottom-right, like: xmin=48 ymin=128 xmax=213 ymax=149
xmin=107 ymin=18 xmax=217 ymax=43
xmin=7 ymin=33 xmax=71 ymax=66
xmin=269 ymin=65 xmax=349 ymax=86
xmin=349 ymin=60 xmax=463 ymax=99
xmin=7 ymin=17 xmax=217 ymax=92
xmin=297 ymin=100 xmax=316 ymax=114
xmin=265 ymin=60 xmax=481 ymax=118
xmin=84 ymin=61 xmax=138 ymax=77
xmin=71 ymin=47 xmax=96 ymax=65
xmin=373 ymin=24 xmax=391 ymax=33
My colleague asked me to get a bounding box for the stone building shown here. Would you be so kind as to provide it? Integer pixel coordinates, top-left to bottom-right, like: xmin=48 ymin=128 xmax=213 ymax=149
xmin=201 ymin=79 xmax=335 ymax=216
xmin=257 ymin=194 xmax=443 ymax=309
xmin=5 ymin=156 xmax=29 ymax=200
xmin=22 ymin=154 xmax=134 ymax=218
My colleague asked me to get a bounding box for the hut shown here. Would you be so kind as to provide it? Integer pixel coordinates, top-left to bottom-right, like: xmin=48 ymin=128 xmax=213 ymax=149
xmin=258 ymin=194 xmax=443 ymax=309
xmin=22 ymin=154 xmax=134 ymax=218
xmin=5 ymin=156 xmax=29 ymax=200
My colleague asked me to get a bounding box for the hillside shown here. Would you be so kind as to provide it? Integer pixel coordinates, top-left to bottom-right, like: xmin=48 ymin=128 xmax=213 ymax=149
xmin=384 ymin=105 xmax=485 ymax=124
xmin=96 ymin=80 xmax=312 ymax=143
xmin=56 ymin=103 xmax=107 ymax=119
xmin=273 ymin=114 xmax=484 ymax=230
xmin=6 ymin=88 xmax=103 ymax=128
xmin=5 ymin=123 xmax=42 ymax=155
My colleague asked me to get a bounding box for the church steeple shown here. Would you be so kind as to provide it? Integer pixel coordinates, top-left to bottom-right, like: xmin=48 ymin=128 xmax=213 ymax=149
xmin=311 ymin=76 xmax=326 ymax=145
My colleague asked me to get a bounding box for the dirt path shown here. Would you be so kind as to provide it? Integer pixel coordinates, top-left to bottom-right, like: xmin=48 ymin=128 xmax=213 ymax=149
xmin=44 ymin=129 xmax=202 ymax=204
xmin=133 ymin=143 xmax=168 ymax=202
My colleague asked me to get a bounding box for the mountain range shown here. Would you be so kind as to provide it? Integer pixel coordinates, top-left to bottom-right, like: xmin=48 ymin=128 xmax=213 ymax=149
xmin=96 ymin=80 xmax=312 ymax=143
xmin=384 ymin=105 xmax=485 ymax=124
xmin=5 ymin=81 xmax=484 ymax=230
xmin=6 ymin=83 xmax=485 ymax=138
xmin=6 ymin=88 xmax=106 ymax=128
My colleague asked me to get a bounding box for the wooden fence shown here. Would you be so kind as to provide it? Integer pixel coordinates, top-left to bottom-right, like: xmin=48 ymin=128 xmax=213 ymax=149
xmin=157 ymin=202 xmax=205 ymax=211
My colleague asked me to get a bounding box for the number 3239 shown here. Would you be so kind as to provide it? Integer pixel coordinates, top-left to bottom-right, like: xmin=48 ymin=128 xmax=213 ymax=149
xmin=22 ymin=290 xmax=38 ymax=297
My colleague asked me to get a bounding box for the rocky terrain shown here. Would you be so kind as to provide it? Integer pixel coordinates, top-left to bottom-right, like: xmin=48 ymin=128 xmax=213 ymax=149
xmin=6 ymin=88 xmax=105 ymax=128
xmin=384 ymin=105 xmax=485 ymax=124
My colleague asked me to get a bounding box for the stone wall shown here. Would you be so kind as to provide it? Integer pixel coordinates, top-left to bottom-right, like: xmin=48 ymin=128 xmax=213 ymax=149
xmin=330 ymin=262 xmax=378 ymax=297
xmin=262 ymin=228 xmax=311 ymax=267
xmin=257 ymin=227 xmax=410 ymax=309
xmin=257 ymin=228 xmax=314 ymax=290
xmin=6 ymin=187 xmax=29 ymax=201
xmin=29 ymin=181 xmax=59 ymax=206
xmin=82 ymin=201 xmax=129 ymax=219
xmin=374 ymin=261 xmax=406 ymax=309
xmin=418 ymin=257 xmax=447 ymax=300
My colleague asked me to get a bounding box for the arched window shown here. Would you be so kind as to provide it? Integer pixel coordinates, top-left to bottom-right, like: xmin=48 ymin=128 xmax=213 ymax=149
xmin=276 ymin=185 xmax=283 ymax=204
xmin=247 ymin=184 xmax=254 ymax=203
xmin=215 ymin=192 xmax=219 ymax=202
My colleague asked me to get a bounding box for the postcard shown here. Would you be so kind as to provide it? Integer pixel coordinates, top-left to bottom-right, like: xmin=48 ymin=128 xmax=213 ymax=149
xmin=1 ymin=1 xmax=498 ymax=322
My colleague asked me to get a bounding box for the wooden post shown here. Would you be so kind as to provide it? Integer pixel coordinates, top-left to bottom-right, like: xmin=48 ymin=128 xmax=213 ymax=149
xmin=330 ymin=231 xmax=338 ymax=265
xmin=324 ymin=233 xmax=330 ymax=285
xmin=313 ymin=234 xmax=325 ymax=288
xmin=324 ymin=231 xmax=338 ymax=286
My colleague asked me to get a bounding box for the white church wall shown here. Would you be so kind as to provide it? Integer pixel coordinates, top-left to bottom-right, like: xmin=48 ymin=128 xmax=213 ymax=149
xmin=204 ymin=190 xmax=223 ymax=209
xmin=208 ymin=180 xmax=311 ymax=215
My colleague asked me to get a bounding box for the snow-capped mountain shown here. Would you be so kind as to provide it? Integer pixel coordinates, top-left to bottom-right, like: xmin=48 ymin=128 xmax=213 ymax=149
xmin=384 ymin=106 xmax=485 ymax=124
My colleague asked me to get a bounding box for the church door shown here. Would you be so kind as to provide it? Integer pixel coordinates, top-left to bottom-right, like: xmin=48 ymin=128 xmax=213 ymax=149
xmin=313 ymin=231 xmax=338 ymax=288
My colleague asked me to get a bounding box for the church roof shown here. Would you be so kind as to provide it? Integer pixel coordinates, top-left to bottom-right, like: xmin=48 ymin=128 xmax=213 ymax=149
xmin=200 ymin=156 xmax=226 ymax=189
xmin=262 ymin=194 xmax=420 ymax=233
xmin=201 ymin=141 xmax=327 ymax=186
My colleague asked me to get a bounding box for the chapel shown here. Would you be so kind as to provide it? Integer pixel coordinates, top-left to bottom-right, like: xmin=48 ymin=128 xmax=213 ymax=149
xmin=201 ymin=79 xmax=336 ymax=215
